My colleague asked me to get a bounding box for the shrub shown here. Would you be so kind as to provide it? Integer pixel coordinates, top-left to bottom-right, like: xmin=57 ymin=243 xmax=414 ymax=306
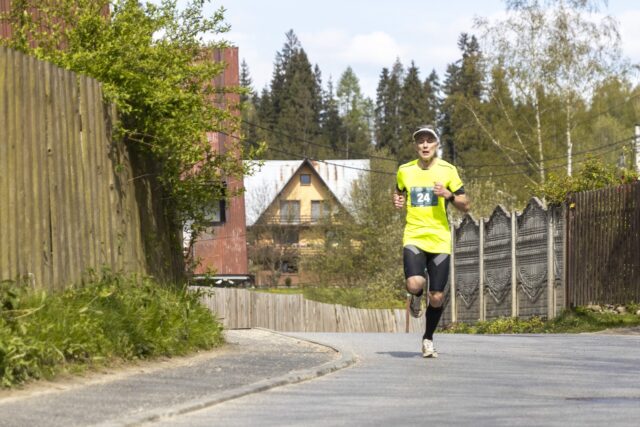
xmin=0 ymin=273 xmax=222 ymax=387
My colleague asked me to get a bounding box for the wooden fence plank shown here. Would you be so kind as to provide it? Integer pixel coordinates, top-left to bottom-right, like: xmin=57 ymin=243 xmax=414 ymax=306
xmin=55 ymin=66 xmax=76 ymax=287
xmin=566 ymin=182 xmax=640 ymax=306
xmin=19 ymin=52 xmax=34 ymax=286
xmin=31 ymin=56 xmax=49 ymax=288
xmin=0 ymin=47 xmax=9 ymax=281
xmin=7 ymin=48 xmax=19 ymax=282
xmin=61 ymin=68 xmax=82 ymax=281
xmin=78 ymin=75 xmax=98 ymax=272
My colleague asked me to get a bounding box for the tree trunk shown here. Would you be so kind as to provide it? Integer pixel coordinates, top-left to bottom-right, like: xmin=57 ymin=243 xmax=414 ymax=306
xmin=535 ymin=99 xmax=545 ymax=184
xmin=566 ymin=100 xmax=573 ymax=177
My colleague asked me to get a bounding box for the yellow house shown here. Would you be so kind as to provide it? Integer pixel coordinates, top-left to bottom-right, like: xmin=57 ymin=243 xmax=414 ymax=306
xmin=243 ymin=159 xmax=369 ymax=286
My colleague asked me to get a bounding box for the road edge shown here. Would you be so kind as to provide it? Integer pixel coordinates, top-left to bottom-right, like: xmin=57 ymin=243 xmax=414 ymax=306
xmin=115 ymin=329 xmax=357 ymax=426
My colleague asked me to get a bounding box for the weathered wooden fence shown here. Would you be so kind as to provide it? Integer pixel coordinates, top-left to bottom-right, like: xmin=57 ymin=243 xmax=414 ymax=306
xmin=195 ymin=186 xmax=639 ymax=332
xmin=447 ymin=198 xmax=564 ymax=324
xmin=0 ymin=47 xmax=169 ymax=290
xmin=195 ymin=287 xmax=424 ymax=332
xmin=566 ymin=182 xmax=640 ymax=306
xmin=197 ymin=198 xmax=566 ymax=332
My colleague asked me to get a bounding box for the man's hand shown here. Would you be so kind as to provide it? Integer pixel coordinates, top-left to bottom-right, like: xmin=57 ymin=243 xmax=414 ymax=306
xmin=433 ymin=182 xmax=452 ymax=199
xmin=393 ymin=191 xmax=405 ymax=209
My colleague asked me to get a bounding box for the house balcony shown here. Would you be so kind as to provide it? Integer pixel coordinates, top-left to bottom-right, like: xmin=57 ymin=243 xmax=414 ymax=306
xmin=258 ymin=215 xmax=334 ymax=226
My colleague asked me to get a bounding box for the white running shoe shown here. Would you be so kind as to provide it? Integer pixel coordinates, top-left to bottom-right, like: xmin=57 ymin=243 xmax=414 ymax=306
xmin=422 ymin=339 xmax=438 ymax=358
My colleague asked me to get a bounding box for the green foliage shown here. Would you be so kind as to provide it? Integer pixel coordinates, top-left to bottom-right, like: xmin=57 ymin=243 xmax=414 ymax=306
xmin=302 ymin=153 xmax=406 ymax=308
xmin=302 ymin=286 xmax=405 ymax=309
xmin=0 ymin=273 xmax=222 ymax=388
xmin=442 ymin=304 xmax=640 ymax=334
xmin=374 ymin=60 xmax=404 ymax=157
xmin=535 ymin=155 xmax=638 ymax=205
xmin=453 ymin=178 xmax=521 ymax=221
xmin=444 ymin=316 xmax=547 ymax=334
xmin=254 ymin=30 xmax=327 ymax=160
xmin=336 ymin=66 xmax=373 ymax=159
xmin=0 ymin=0 xmax=258 ymax=231
xmin=441 ymin=34 xmax=485 ymax=164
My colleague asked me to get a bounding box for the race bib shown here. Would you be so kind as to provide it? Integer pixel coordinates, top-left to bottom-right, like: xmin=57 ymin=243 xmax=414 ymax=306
xmin=410 ymin=187 xmax=438 ymax=207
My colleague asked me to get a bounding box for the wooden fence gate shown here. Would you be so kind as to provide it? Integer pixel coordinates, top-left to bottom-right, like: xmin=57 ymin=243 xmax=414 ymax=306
xmin=566 ymin=181 xmax=640 ymax=306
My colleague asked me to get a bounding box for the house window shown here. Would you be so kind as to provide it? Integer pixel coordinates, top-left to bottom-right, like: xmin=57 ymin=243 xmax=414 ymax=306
xmin=280 ymin=200 xmax=300 ymax=224
xmin=311 ymin=200 xmax=330 ymax=223
xmin=274 ymin=228 xmax=299 ymax=245
xmin=278 ymin=258 xmax=298 ymax=273
xmin=300 ymin=174 xmax=311 ymax=185
xmin=204 ymin=199 xmax=226 ymax=225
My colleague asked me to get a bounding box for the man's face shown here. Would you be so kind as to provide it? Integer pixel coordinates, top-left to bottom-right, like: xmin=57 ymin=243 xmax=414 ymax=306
xmin=414 ymin=134 xmax=438 ymax=162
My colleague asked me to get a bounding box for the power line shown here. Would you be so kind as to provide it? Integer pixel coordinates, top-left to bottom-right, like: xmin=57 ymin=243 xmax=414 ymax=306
xmin=242 ymin=136 xmax=396 ymax=175
xmin=242 ymin=119 xmax=398 ymax=163
xmin=459 ymin=135 xmax=635 ymax=168
xmin=463 ymin=140 xmax=634 ymax=179
xmin=247 ymin=137 xmax=592 ymax=180
xmin=243 ymin=88 xmax=640 ymax=166
xmin=130 ymin=122 xmax=635 ymax=182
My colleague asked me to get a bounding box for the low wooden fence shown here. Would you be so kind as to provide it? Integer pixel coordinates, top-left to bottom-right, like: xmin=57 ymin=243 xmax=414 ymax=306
xmin=566 ymin=182 xmax=640 ymax=306
xmin=194 ymin=287 xmax=423 ymax=333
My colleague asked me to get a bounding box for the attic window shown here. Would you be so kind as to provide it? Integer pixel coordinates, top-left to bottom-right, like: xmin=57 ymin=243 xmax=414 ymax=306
xmin=300 ymin=174 xmax=311 ymax=185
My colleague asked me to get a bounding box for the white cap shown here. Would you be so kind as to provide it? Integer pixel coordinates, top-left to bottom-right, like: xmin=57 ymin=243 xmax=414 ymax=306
xmin=412 ymin=126 xmax=439 ymax=142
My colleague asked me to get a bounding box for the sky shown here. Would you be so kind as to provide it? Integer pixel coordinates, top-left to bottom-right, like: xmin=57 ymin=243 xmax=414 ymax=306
xmin=208 ymin=0 xmax=640 ymax=100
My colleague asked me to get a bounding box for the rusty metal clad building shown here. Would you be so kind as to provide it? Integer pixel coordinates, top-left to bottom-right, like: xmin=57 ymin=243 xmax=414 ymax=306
xmin=0 ymin=1 xmax=111 ymax=45
xmin=190 ymin=47 xmax=249 ymax=281
xmin=0 ymin=1 xmax=11 ymax=40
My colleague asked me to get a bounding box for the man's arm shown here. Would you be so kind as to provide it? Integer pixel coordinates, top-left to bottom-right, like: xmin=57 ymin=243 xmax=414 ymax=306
xmin=448 ymin=193 xmax=470 ymax=213
xmin=433 ymin=182 xmax=470 ymax=213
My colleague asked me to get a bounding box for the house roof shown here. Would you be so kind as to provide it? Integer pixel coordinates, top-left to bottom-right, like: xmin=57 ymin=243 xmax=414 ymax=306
xmin=243 ymin=159 xmax=370 ymax=226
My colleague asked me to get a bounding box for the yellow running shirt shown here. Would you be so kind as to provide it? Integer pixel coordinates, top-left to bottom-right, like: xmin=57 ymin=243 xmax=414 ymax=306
xmin=396 ymin=158 xmax=464 ymax=254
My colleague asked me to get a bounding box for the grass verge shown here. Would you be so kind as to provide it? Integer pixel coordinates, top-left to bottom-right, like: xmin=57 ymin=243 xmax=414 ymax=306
xmin=442 ymin=304 xmax=640 ymax=334
xmin=0 ymin=272 xmax=223 ymax=388
xmin=253 ymin=286 xmax=406 ymax=309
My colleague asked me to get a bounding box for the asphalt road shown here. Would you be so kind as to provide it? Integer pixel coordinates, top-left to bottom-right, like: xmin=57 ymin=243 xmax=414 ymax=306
xmin=155 ymin=332 xmax=640 ymax=427
xmin=1 ymin=331 xmax=639 ymax=426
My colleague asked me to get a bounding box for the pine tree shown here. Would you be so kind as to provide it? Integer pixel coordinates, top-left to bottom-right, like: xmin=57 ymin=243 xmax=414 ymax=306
xmin=398 ymin=62 xmax=428 ymax=162
xmin=374 ymin=67 xmax=390 ymax=150
xmin=374 ymin=60 xmax=404 ymax=157
xmin=258 ymin=30 xmax=324 ymax=159
xmin=336 ymin=67 xmax=372 ymax=159
xmin=277 ymin=47 xmax=322 ymax=158
xmin=239 ymin=59 xmax=260 ymax=145
xmin=441 ymin=33 xmax=485 ymax=164
xmin=423 ymin=70 xmax=441 ymax=127
xmin=239 ymin=59 xmax=254 ymax=104
xmin=319 ymin=77 xmax=344 ymax=156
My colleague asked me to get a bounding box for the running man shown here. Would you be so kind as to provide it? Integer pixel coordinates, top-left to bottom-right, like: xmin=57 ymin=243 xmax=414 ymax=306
xmin=393 ymin=125 xmax=470 ymax=358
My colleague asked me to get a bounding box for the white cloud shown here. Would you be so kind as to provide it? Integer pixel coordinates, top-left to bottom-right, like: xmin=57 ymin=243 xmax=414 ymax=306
xmin=302 ymin=29 xmax=407 ymax=67
xmin=618 ymin=10 xmax=640 ymax=65
xmin=340 ymin=31 xmax=408 ymax=66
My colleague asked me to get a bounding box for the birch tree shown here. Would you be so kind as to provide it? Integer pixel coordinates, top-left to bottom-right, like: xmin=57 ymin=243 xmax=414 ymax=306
xmin=474 ymin=0 xmax=629 ymax=179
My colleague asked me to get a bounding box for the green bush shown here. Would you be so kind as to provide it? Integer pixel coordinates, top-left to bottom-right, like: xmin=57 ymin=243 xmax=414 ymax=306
xmin=0 ymin=273 xmax=222 ymax=387
xmin=442 ymin=305 xmax=640 ymax=335
xmin=535 ymin=155 xmax=638 ymax=205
